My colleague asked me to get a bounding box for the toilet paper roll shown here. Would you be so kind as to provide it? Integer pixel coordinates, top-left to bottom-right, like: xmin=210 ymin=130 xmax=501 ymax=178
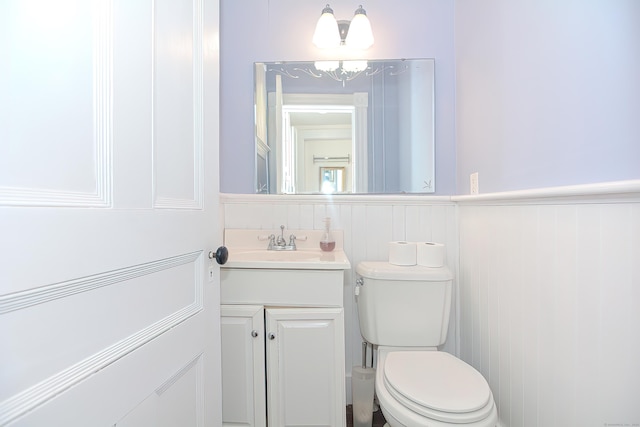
xmin=388 ymin=241 xmax=417 ymax=266
xmin=416 ymin=242 xmax=445 ymax=267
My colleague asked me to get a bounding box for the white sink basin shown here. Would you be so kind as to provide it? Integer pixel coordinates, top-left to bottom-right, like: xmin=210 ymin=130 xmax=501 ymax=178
xmin=223 ymin=248 xmax=351 ymax=270
xmin=222 ymin=229 xmax=351 ymax=270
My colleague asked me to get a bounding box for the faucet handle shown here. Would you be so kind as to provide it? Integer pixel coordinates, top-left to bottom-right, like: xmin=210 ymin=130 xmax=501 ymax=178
xmin=266 ymin=234 xmax=276 ymax=249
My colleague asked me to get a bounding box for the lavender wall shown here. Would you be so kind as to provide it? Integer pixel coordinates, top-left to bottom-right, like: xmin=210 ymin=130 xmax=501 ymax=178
xmin=455 ymin=0 xmax=640 ymax=194
xmin=220 ymin=0 xmax=456 ymax=194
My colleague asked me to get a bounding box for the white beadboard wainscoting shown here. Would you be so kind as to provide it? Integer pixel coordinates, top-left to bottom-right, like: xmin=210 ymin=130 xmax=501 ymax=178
xmin=454 ymin=181 xmax=640 ymax=427
xmin=221 ymin=181 xmax=640 ymax=425
xmin=220 ymin=193 xmax=459 ymax=403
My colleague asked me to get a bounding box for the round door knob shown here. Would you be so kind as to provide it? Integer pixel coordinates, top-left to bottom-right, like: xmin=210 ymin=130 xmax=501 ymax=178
xmin=268 ymin=333 xmax=276 ymax=340
xmin=251 ymin=330 xmax=259 ymax=338
xmin=209 ymin=246 xmax=228 ymax=265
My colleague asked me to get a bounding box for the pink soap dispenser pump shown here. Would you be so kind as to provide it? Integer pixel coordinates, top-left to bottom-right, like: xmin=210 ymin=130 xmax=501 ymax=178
xmin=319 ymin=217 xmax=336 ymax=252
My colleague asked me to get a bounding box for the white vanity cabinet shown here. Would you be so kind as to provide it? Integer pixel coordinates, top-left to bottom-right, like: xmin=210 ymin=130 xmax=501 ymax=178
xmin=265 ymin=307 xmax=345 ymax=427
xmin=220 ymin=305 xmax=266 ymax=427
xmin=220 ymin=267 xmax=347 ymax=427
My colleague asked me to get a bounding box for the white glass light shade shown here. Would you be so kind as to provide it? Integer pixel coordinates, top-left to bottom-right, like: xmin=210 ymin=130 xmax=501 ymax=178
xmin=341 ymin=60 xmax=368 ymax=73
xmin=312 ymin=5 xmax=341 ymax=49
xmin=315 ymin=60 xmax=340 ymax=72
xmin=345 ymin=6 xmax=374 ymax=49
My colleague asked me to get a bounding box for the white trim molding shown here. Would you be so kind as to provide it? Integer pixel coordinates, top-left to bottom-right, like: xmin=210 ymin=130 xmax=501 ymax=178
xmin=452 ymin=180 xmax=640 ymax=205
xmin=220 ymin=192 xmax=453 ymax=206
xmin=227 ymin=180 xmax=640 ymax=206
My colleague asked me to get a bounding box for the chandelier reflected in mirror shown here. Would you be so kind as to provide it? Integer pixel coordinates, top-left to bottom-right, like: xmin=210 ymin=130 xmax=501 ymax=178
xmin=314 ymin=60 xmax=369 ymax=85
xmin=267 ymin=60 xmax=409 ymax=87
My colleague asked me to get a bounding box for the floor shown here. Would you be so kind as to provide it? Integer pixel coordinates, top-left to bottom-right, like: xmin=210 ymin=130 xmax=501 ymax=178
xmin=346 ymin=405 xmax=387 ymax=427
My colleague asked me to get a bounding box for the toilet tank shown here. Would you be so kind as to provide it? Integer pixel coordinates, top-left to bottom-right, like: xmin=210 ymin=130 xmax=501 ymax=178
xmin=356 ymin=261 xmax=453 ymax=347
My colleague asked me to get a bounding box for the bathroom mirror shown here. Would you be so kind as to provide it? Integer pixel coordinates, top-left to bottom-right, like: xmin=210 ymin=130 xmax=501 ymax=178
xmin=254 ymin=58 xmax=435 ymax=194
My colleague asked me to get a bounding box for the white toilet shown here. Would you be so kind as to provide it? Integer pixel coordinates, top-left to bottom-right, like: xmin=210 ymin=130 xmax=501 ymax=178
xmin=356 ymin=262 xmax=498 ymax=427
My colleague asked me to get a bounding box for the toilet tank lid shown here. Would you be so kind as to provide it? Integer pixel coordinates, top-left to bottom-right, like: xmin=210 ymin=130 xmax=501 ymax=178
xmin=356 ymin=262 xmax=453 ymax=281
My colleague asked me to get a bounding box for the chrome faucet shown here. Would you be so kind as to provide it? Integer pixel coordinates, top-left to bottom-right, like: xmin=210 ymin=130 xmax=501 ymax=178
xmin=267 ymin=225 xmax=297 ymax=251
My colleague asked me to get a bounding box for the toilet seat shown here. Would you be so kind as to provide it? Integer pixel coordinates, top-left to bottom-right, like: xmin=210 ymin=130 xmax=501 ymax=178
xmin=377 ymin=349 xmax=497 ymax=426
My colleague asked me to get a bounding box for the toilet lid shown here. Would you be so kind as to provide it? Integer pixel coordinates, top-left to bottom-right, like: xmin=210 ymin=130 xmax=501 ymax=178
xmin=383 ymin=351 xmax=493 ymax=419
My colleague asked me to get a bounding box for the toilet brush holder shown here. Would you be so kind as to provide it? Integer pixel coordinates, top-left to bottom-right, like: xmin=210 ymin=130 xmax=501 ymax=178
xmin=352 ymin=366 xmax=375 ymax=427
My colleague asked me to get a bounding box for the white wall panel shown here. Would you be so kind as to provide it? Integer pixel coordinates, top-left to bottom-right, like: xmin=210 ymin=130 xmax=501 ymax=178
xmin=222 ymin=184 xmax=640 ymax=419
xmin=298 ymin=204 xmax=315 ymax=230
xmin=458 ymin=198 xmax=640 ymax=427
xmin=391 ymin=205 xmax=406 ymax=241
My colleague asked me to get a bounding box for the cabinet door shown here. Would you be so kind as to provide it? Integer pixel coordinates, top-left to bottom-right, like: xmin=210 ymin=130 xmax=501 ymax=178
xmin=266 ymin=308 xmax=346 ymax=427
xmin=221 ymin=305 xmax=266 ymax=427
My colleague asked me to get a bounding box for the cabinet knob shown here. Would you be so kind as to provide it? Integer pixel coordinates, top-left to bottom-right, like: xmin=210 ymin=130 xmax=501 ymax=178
xmin=251 ymin=330 xmax=259 ymax=338
xmin=268 ymin=333 xmax=276 ymax=340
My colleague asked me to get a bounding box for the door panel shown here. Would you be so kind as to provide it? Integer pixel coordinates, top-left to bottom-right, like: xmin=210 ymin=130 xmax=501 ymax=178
xmin=153 ymin=0 xmax=203 ymax=208
xmin=1 ymin=252 xmax=201 ymax=398
xmin=221 ymin=305 xmax=266 ymax=427
xmin=0 ymin=0 xmax=221 ymax=425
xmin=115 ymin=353 xmax=205 ymax=427
xmin=266 ymin=308 xmax=346 ymax=427
xmin=0 ymin=0 xmax=108 ymax=203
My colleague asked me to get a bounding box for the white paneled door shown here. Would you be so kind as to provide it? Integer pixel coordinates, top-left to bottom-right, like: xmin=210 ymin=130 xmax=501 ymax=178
xmin=0 ymin=0 xmax=221 ymax=425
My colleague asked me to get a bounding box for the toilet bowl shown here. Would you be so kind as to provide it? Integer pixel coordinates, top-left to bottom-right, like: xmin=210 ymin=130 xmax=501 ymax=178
xmin=375 ymin=348 xmax=497 ymax=427
xmin=355 ymin=261 xmax=498 ymax=427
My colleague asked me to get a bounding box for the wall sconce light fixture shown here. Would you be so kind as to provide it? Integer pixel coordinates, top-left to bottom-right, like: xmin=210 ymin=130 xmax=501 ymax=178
xmin=312 ymin=4 xmax=374 ymax=49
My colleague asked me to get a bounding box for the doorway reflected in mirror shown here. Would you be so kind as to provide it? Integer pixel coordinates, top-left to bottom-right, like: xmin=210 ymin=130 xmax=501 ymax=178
xmin=320 ymin=166 xmax=346 ymax=194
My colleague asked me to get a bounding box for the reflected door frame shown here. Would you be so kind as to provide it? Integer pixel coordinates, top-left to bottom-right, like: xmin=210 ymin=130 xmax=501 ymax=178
xmin=269 ymin=93 xmax=368 ymax=193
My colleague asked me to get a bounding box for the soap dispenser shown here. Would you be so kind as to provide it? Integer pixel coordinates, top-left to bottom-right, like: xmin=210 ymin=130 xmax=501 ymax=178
xmin=319 ymin=217 xmax=336 ymax=252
